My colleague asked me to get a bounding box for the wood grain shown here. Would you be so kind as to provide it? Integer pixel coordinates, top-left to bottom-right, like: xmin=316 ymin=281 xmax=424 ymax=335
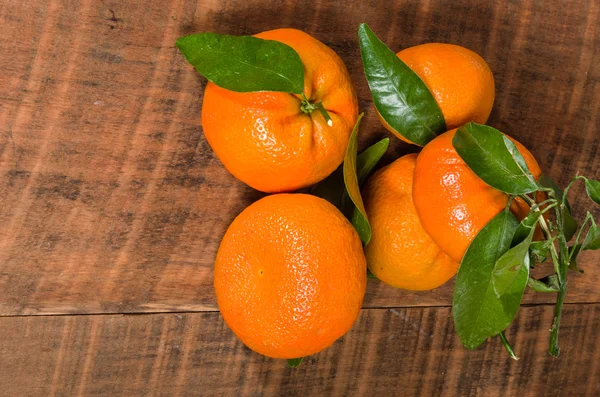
xmin=0 ymin=304 xmax=598 ymax=396
xmin=1 ymin=0 xmax=599 ymax=315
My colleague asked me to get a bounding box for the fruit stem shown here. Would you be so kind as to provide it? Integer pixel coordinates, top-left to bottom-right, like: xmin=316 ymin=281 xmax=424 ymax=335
xmin=499 ymin=331 xmax=519 ymax=360
xmin=300 ymin=94 xmax=333 ymax=127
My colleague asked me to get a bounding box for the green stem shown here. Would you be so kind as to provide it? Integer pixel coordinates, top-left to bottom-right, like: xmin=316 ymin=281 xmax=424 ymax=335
xmin=521 ymin=192 xmax=569 ymax=357
xmin=561 ymin=175 xmax=586 ymax=204
xmin=315 ymin=102 xmax=333 ymax=126
xmin=300 ymin=94 xmax=333 ymax=127
xmin=499 ymin=331 xmax=519 ymax=360
xmin=546 ymin=195 xmax=571 ymax=358
xmin=549 ymin=281 xmax=567 ymax=357
xmin=520 ymin=194 xmax=562 ymax=282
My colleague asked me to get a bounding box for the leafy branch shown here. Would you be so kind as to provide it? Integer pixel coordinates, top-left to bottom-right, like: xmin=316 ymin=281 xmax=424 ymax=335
xmin=452 ymin=122 xmax=600 ymax=358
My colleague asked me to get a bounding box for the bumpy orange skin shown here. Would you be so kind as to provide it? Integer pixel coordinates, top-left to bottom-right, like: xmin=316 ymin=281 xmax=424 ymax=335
xmin=214 ymin=194 xmax=366 ymax=359
xmin=202 ymin=29 xmax=359 ymax=193
xmin=378 ymin=43 xmax=495 ymax=145
xmin=363 ymin=154 xmax=459 ymax=290
xmin=413 ymin=129 xmax=542 ymax=263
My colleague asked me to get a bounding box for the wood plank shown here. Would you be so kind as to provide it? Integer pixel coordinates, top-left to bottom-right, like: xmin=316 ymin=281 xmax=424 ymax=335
xmin=0 ymin=304 xmax=598 ymax=396
xmin=0 ymin=0 xmax=599 ymax=315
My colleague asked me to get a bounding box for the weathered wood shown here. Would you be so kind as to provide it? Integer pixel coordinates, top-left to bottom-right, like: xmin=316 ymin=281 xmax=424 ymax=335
xmin=0 ymin=304 xmax=598 ymax=396
xmin=0 ymin=0 xmax=599 ymax=316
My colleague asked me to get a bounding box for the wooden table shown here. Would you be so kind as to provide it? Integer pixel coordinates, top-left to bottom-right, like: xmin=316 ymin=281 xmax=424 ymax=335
xmin=1 ymin=0 xmax=599 ymax=395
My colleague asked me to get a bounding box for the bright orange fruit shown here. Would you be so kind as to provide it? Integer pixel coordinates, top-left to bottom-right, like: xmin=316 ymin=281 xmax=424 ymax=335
xmin=202 ymin=29 xmax=358 ymax=193
xmin=363 ymin=154 xmax=459 ymax=290
xmin=214 ymin=194 xmax=366 ymax=359
xmin=412 ymin=129 xmax=542 ymax=263
xmin=378 ymin=43 xmax=495 ymax=145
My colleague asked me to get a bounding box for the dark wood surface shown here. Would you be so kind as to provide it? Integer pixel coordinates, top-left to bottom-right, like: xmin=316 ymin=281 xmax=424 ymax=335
xmin=1 ymin=305 xmax=599 ymax=397
xmin=0 ymin=0 xmax=598 ymax=395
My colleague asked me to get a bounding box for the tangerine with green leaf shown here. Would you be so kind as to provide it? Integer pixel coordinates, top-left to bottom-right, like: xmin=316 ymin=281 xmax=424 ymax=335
xmin=378 ymin=43 xmax=495 ymax=145
xmin=200 ymin=29 xmax=359 ymax=192
xmin=413 ymin=128 xmax=542 ymax=263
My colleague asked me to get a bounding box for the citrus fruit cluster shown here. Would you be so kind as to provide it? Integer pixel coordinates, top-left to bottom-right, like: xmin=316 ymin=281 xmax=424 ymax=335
xmin=177 ymin=24 xmax=598 ymax=363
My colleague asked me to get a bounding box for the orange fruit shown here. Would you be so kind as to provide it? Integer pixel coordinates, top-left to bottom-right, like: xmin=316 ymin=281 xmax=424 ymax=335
xmin=378 ymin=43 xmax=495 ymax=145
xmin=202 ymin=29 xmax=359 ymax=193
xmin=413 ymin=129 xmax=542 ymax=263
xmin=362 ymin=154 xmax=459 ymax=290
xmin=214 ymin=193 xmax=366 ymax=359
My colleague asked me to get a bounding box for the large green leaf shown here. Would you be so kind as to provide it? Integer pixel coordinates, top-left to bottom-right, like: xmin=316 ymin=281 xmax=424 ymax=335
xmin=453 ymin=208 xmax=528 ymax=350
xmin=357 ymin=23 xmax=445 ymax=146
xmin=343 ymin=114 xmax=371 ymax=245
xmin=452 ymin=123 xmax=539 ymax=194
xmin=176 ymin=33 xmax=304 ymax=93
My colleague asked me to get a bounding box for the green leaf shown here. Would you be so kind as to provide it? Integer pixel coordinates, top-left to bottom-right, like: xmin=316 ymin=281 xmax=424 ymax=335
xmin=529 ymin=240 xmax=550 ymax=265
xmin=287 ymin=358 xmax=303 ymax=368
xmin=452 ymin=123 xmax=539 ymax=195
xmin=343 ymin=114 xmax=371 ymax=245
xmin=356 ymin=138 xmax=390 ymax=186
xmin=176 ymin=33 xmax=304 ymax=93
xmin=585 ymin=178 xmax=600 ymax=205
xmin=527 ymin=275 xmax=560 ymax=293
xmin=582 ymin=221 xmax=600 ymax=250
xmin=357 ymin=23 xmax=445 ymax=146
xmin=512 ymin=211 xmax=542 ymax=244
xmin=453 ymin=208 xmax=528 ymax=350
xmin=312 ymin=137 xmax=389 ymax=213
xmin=563 ymin=209 xmax=579 ymax=242
xmin=569 ymin=218 xmax=600 ymax=273
xmin=491 ymin=212 xmax=540 ymax=296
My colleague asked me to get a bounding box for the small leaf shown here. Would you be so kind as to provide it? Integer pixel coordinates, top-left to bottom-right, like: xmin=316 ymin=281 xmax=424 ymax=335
xmin=357 ymin=23 xmax=445 ymax=146
xmin=287 ymin=358 xmax=303 ymax=368
xmin=582 ymin=221 xmax=600 ymax=250
xmin=367 ymin=269 xmax=378 ymax=279
xmin=343 ymin=114 xmax=371 ymax=245
xmin=453 ymin=208 xmax=527 ymax=350
xmin=312 ymin=138 xmax=389 ymax=212
xmin=569 ymin=219 xmax=600 ymax=273
xmin=585 ymin=178 xmax=600 ymax=205
xmin=527 ymin=275 xmax=560 ymax=293
xmin=452 ymin=123 xmax=539 ymax=194
xmin=176 ymin=33 xmax=304 ymax=93
xmin=562 ymin=208 xmax=579 ymax=242
xmin=529 ymin=240 xmax=550 ymax=265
